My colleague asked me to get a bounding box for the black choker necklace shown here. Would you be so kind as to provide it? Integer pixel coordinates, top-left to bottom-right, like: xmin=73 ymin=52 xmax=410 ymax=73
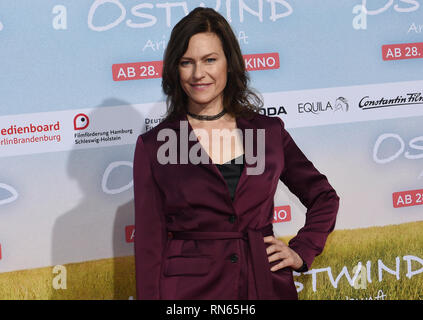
xmin=187 ymin=109 xmax=227 ymax=121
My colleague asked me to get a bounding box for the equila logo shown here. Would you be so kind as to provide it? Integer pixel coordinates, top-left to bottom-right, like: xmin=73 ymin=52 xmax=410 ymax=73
xmin=298 ymin=97 xmax=349 ymax=114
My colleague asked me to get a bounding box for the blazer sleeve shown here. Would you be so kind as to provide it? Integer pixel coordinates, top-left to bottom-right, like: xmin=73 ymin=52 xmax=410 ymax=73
xmin=133 ymin=134 xmax=166 ymax=299
xmin=277 ymin=117 xmax=340 ymax=271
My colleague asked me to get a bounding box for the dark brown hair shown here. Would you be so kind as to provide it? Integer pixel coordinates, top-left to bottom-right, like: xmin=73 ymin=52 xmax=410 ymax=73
xmin=162 ymin=7 xmax=262 ymax=121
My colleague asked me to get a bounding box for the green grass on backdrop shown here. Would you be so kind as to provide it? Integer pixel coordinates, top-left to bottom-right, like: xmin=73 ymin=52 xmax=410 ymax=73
xmin=0 ymin=221 xmax=422 ymax=300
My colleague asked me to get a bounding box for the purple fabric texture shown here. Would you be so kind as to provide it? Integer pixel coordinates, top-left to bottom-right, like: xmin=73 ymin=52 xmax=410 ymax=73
xmin=133 ymin=112 xmax=339 ymax=300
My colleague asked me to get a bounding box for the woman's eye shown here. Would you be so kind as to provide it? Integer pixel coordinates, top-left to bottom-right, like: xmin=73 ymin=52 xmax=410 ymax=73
xmin=206 ymin=58 xmax=216 ymax=63
xmin=180 ymin=61 xmax=191 ymax=66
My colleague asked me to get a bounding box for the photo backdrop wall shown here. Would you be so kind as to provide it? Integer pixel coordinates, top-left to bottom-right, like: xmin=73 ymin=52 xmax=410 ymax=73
xmin=0 ymin=1 xmax=422 ymax=299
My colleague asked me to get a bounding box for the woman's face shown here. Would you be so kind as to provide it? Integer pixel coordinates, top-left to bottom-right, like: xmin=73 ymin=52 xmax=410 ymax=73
xmin=178 ymin=32 xmax=228 ymax=112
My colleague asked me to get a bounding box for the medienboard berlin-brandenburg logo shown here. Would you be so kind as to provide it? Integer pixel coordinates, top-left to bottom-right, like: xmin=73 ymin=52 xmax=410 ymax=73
xmin=0 ymin=121 xmax=61 ymax=146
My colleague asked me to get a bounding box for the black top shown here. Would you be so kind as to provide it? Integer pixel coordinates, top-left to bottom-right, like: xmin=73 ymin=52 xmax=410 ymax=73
xmin=215 ymin=154 xmax=244 ymax=201
xmin=215 ymin=154 xmax=308 ymax=273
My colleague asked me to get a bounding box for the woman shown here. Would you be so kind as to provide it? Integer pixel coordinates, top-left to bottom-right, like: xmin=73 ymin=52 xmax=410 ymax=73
xmin=133 ymin=7 xmax=339 ymax=300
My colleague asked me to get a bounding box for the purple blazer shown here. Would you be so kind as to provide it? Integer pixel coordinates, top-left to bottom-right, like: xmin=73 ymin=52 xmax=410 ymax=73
xmin=133 ymin=112 xmax=339 ymax=300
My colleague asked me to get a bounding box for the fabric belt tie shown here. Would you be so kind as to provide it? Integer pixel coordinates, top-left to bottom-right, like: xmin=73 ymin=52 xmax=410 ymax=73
xmin=170 ymin=224 xmax=274 ymax=300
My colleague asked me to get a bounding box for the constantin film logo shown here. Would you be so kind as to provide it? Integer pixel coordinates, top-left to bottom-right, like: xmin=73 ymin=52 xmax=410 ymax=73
xmin=359 ymin=92 xmax=423 ymax=110
xmin=298 ymin=97 xmax=349 ymax=114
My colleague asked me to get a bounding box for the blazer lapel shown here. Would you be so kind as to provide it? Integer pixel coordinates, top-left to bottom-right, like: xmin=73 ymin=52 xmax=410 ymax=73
xmin=165 ymin=112 xmax=259 ymax=203
xmin=166 ymin=113 xmax=219 ymax=178
xmin=234 ymin=115 xmax=259 ymax=202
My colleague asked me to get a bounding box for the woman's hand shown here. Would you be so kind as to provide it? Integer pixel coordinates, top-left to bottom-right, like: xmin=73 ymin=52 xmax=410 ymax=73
xmin=263 ymin=236 xmax=303 ymax=272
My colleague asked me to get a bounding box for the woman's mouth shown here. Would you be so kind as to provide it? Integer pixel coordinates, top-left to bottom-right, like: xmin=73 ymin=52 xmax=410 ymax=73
xmin=191 ymin=83 xmax=212 ymax=89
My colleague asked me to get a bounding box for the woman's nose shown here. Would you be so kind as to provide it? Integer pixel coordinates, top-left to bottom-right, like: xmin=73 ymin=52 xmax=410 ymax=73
xmin=193 ymin=63 xmax=205 ymax=79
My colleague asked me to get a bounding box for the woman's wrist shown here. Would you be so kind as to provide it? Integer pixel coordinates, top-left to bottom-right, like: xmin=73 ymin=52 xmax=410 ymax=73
xmin=294 ymin=260 xmax=308 ymax=273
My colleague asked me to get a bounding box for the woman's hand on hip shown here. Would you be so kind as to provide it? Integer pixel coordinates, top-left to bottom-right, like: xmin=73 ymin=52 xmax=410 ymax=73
xmin=263 ymin=236 xmax=303 ymax=272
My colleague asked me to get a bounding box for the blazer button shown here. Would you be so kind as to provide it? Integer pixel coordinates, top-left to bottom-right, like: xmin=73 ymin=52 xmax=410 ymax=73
xmin=228 ymin=215 xmax=236 ymax=223
xmin=230 ymin=254 xmax=238 ymax=263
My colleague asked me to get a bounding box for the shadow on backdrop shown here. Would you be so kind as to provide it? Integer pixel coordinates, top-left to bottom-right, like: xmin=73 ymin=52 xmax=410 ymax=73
xmin=50 ymin=98 xmax=152 ymax=299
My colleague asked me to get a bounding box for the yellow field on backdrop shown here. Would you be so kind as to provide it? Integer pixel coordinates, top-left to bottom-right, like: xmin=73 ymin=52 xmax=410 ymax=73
xmin=0 ymin=221 xmax=422 ymax=300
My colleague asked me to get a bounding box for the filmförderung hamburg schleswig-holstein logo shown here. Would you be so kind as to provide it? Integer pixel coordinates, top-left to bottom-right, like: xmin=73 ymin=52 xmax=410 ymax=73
xmin=73 ymin=113 xmax=134 ymax=145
